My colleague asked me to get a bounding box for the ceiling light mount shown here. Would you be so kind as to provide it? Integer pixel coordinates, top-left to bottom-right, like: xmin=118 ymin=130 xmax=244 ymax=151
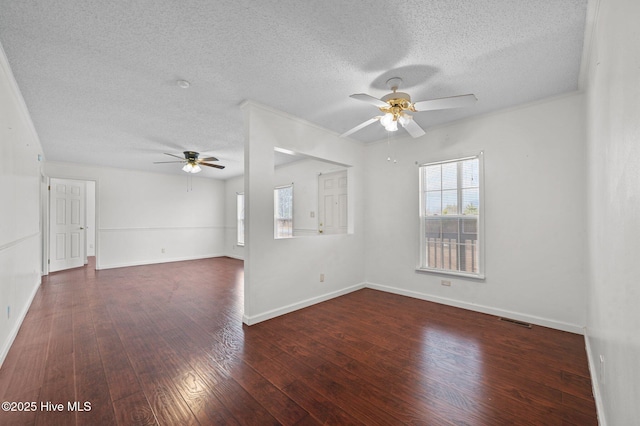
xmin=177 ymin=79 xmax=191 ymax=89
xmin=385 ymin=77 xmax=403 ymax=92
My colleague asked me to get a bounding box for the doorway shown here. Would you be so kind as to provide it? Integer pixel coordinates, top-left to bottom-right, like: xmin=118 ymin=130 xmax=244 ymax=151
xmin=46 ymin=177 xmax=96 ymax=273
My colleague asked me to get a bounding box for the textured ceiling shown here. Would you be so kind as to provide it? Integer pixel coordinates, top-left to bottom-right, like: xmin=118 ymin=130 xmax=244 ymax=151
xmin=0 ymin=0 xmax=587 ymax=179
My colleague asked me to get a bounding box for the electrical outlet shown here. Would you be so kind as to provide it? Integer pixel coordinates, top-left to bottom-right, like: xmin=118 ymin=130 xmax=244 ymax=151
xmin=161 ymin=248 xmax=165 ymax=253
xmin=441 ymin=280 xmax=451 ymax=286
xmin=7 ymin=306 xmax=10 ymax=319
xmin=599 ymin=355 xmax=605 ymax=385
xmin=320 ymin=274 xmax=325 ymax=282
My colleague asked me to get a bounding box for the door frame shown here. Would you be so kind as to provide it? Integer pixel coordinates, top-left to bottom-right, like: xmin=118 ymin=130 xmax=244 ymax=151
xmin=42 ymin=175 xmax=99 ymax=275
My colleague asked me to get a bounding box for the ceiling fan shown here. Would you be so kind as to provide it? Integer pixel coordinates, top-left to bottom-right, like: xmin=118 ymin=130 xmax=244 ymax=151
xmin=341 ymin=77 xmax=478 ymax=138
xmin=153 ymin=151 xmax=225 ymax=173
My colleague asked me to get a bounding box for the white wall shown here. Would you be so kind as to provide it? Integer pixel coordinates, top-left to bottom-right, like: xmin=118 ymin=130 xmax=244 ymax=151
xmin=242 ymin=101 xmax=365 ymax=324
xmin=584 ymin=0 xmax=640 ymax=423
xmin=364 ymin=93 xmax=587 ymax=333
xmin=274 ymin=158 xmax=348 ymax=236
xmin=44 ymin=161 xmax=226 ymax=269
xmin=224 ymin=174 xmax=245 ymax=260
xmin=0 ymin=43 xmax=44 ymax=366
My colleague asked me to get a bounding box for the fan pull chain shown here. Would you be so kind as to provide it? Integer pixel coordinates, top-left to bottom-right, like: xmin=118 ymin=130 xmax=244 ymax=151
xmin=386 ymin=131 xmax=397 ymax=164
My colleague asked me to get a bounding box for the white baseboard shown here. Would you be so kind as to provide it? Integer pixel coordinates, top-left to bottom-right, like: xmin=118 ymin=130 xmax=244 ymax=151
xmin=366 ymin=282 xmax=585 ymax=334
xmin=243 ymin=283 xmax=366 ymax=325
xmin=584 ymin=330 xmax=607 ymax=426
xmin=96 ymin=253 xmax=227 ymax=270
xmin=224 ymin=253 xmax=244 ymax=261
xmin=0 ymin=277 xmax=41 ymax=368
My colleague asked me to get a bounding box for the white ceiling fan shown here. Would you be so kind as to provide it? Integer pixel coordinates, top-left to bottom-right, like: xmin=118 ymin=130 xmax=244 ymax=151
xmin=342 ymin=77 xmax=478 ymax=138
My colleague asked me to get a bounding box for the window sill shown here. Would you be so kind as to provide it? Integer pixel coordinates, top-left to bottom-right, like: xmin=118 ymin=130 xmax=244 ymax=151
xmin=415 ymin=267 xmax=485 ymax=280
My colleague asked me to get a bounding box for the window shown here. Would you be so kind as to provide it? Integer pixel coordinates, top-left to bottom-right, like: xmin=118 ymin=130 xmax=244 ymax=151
xmin=236 ymin=192 xmax=244 ymax=246
xmin=419 ymin=153 xmax=483 ymax=278
xmin=274 ymin=184 xmax=293 ymax=238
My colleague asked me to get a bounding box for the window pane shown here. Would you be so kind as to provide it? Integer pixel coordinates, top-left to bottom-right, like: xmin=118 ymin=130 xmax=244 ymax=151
xmin=461 ymin=159 xmax=479 ymax=188
xmin=442 ymin=217 xmax=459 ymax=236
xmin=441 ymin=190 xmax=458 ymax=215
xmin=419 ymin=154 xmax=482 ymax=277
xmin=442 ymin=162 xmax=458 ymax=190
xmin=461 ymin=217 xmax=478 ymax=235
xmin=425 ymin=192 xmax=442 ymax=216
xmin=275 ymin=185 xmax=293 ymax=238
xmin=462 ymin=188 xmax=479 ymax=215
xmin=424 ymin=218 xmax=442 ymax=238
xmin=425 ymin=165 xmax=441 ymax=191
xmin=275 ymin=186 xmax=292 ymax=219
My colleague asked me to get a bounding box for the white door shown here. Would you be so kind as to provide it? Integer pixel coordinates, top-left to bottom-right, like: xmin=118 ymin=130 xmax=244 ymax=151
xmin=49 ymin=178 xmax=86 ymax=272
xmin=318 ymin=170 xmax=348 ymax=235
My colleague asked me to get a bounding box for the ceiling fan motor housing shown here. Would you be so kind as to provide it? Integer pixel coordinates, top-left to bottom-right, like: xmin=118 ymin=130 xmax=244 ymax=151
xmin=380 ymin=92 xmax=414 ymax=119
xmin=184 ymin=151 xmax=199 ymax=161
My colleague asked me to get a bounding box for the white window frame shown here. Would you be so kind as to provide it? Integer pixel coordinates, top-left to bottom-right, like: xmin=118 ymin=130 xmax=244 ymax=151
xmin=417 ymin=152 xmax=485 ymax=279
xmin=236 ymin=192 xmax=244 ymax=246
xmin=274 ymin=184 xmax=294 ymax=239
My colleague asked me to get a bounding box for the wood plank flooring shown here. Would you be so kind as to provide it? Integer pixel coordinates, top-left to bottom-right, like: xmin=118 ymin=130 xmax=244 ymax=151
xmin=0 ymin=257 xmax=597 ymax=425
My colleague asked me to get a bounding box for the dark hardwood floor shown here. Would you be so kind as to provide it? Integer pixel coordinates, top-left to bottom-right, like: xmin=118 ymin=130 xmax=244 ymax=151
xmin=0 ymin=257 xmax=597 ymax=425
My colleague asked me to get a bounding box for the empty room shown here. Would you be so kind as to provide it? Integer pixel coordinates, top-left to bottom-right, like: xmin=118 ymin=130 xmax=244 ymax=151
xmin=0 ymin=0 xmax=638 ymax=424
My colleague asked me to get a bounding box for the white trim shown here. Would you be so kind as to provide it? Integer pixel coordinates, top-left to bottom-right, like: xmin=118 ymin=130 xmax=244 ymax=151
xmin=584 ymin=330 xmax=607 ymax=426
xmin=415 ymin=267 xmax=485 ymax=280
xmin=242 ymin=283 xmax=366 ymax=325
xmin=224 ymin=253 xmax=244 ymax=261
xmin=99 ymin=226 xmax=225 ymax=232
xmin=0 ymin=232 xmax=40 ymax=252
xmin=366 ymin=91 xmax=585 ymax=147
xmin=578 ymin=0 xmax=602 ymax=90
xmin=0 ymin=275 xmax=41 ymax=368
xmin=366 ymin=281 xmax=585 ymax=334
xmin=243 ymin=279 xmax=585 ymax=334
xmin=240 ymin=100 xmax=367 ymax=146
xmin=96 ymin=254 xmax=226 ymax=270
xmin=0 ymin=42 xmax=42 ymax=150
xmin=418 ymin=153 xmax=484 ymax=278
xmin=419 ymin=154 xmax=479 ymax=168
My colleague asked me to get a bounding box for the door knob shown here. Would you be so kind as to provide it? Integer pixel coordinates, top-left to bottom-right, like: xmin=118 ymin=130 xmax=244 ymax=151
xmin=80 ymin=227 xmax=85 ymax=230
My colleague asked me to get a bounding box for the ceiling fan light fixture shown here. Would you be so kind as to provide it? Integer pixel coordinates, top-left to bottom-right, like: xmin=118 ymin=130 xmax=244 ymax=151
xmin=380 ymin=112 xmax=398 ymax=131
xmin=344 ymin=76 xmax=476 ymax=138
xmin=156 ymin=151 xmax=225 ymax=172
xmin=380 ymin=112 xmax=393 ymax=127
xmin=182 ymin=162 xmax=202 ymax=173
xmin=384 ymin=121 xmax=398 ymax=132
xmin=398 ymin=113 xmax=410 ymax=127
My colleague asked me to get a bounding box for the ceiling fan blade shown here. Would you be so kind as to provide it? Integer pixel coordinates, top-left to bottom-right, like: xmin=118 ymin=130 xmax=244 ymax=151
xmin=200 ymin=162 xmax=226 ymax=169
xmin=401 ymin=117 xmax=426 ymax=138
xmin=349 ymin=93 xmax=388 ymax=108
xmin=413 ymin=94 xmax=477 ymax=112
xmin=198 ymin=156 xmax=219 ymax=162
xmin=163 ymin=152 xmax=186 ymax=160
xmin=153 ymin=160 xmax=185 ymax=164
xmin=340 ymin=117 xmax=380 ymax=138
